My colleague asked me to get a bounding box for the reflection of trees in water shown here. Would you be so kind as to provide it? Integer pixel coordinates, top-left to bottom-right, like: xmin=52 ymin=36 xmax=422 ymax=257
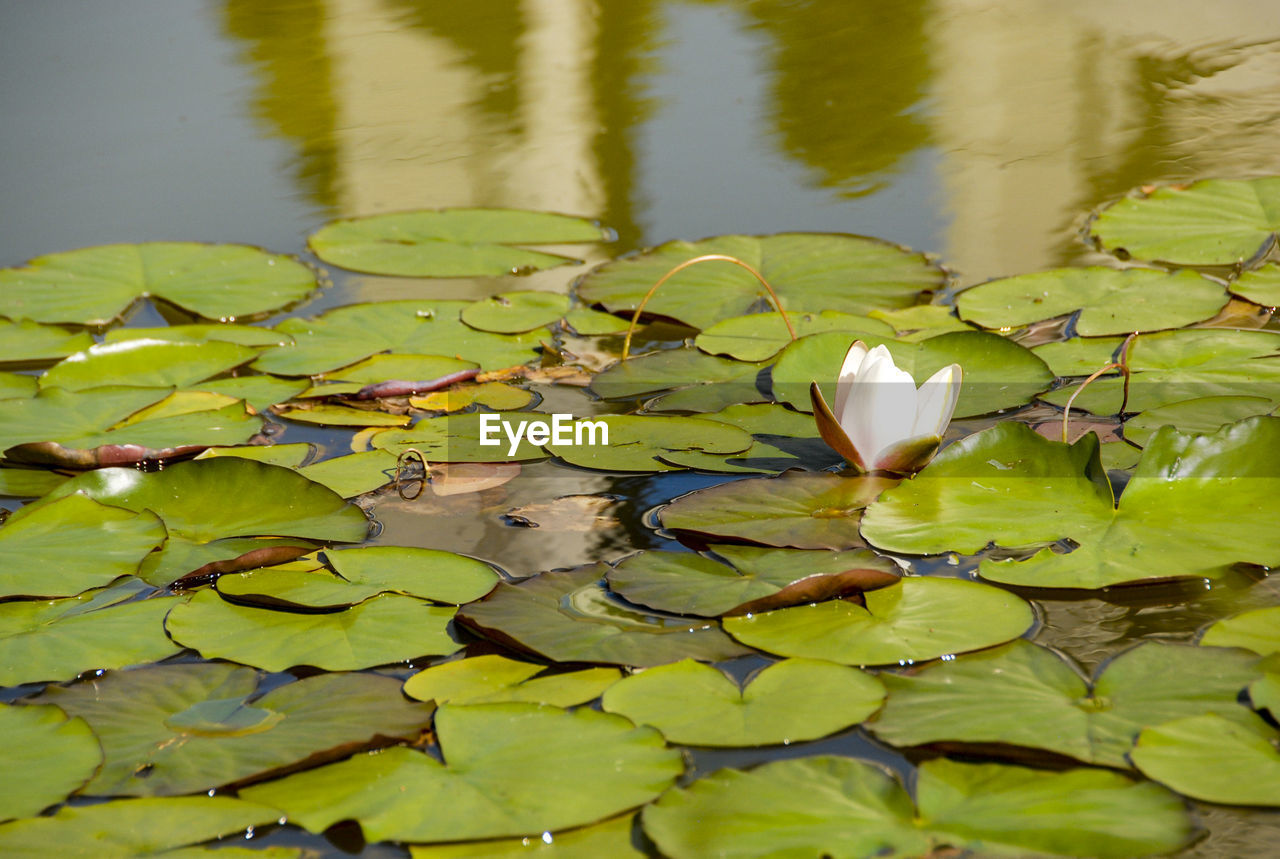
xmin=742 ymin=0 xmax=932 ymax=196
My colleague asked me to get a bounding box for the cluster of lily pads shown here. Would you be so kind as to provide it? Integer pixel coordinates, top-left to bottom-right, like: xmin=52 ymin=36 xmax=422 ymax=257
xmin=1 ymin=181 xmax=1279 ymax=856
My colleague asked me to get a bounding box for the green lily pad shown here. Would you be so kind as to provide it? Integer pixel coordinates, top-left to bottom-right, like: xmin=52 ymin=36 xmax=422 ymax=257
xmin=862 ymin=419 xmax=1280 ymax=588
xmin=641 ymin=755 xmax=1192 ymax=859
xmin=1037 ymin=329 xmax=1280 ymax=414
xmin=656 ymin=403 xmax=838 ymax=472
xmin=0 ymin=581 xmax=181 ymax=685
xmin=869 ymin=639 xmax=1261 ymax=767
xmin=772 ymin=329 xmax=1053 ymax=417
xmin=0 ymin=493 xmax=165 ymax=598
xmin=410 ymin=380 xmax=535 ymax=413
xmin=276 ymin=403 xmax=411 ymax=427
xmin=296 ymin=449 xmax=399 ymax=497
xmin=0 ymin=319 xmax=93 ymax=365
xmin=545 ymin=414 xmax=753 ymax=472
xmin=1132 ymin=713 xmax=1280 ymax=806
xmin=253 ymin=300 xmax=546 ymax=377
xmin=1232 ymin=262 xmax=1280 ymax=306
xmin=1089 ymin=177 xmax=1280 ymax=265
xmin=240 ymin=703 xmax=681 ymax=843
xmin=309 ymin=209 xmax=607 ymax=277
xmin=564 ymin=307 xmax=631 ymax=335
xmin=193 ymin=374 xmax=309 ymax=411
xmin=37 ymin=662 xmax=433 ymax=796
xmin=404 ymin=655 xmax=621 ymax=707
xmin=218 ymin=545 xmax=498 ymax=608
xmin=601 ymin=658 xmax=884 ymax=747
xmin=409 ymin=814 xmax=642 ymax=858
xmin=1252 ymin=657 xmax=1280 ymax=714
xmin=370 ymin=412 xmax=550 ymax=462
xmin=0 ymin=372 xmax=38 ymax=400
xmin=694 ymin=310 xmax=893 ymax=362
xmin=955 ymin=267 xmax=1229 ymax=335
xmin=607 ymin=546 xmax=900 ymax=617
xmin=0 ymin=703 xmax=101 ymax=821
xmin=167 ymin=589 xmax=461 ymax=671
xmin=1123 ymin=396 xmax=1277 ymax=446
xmin=723 ymin=576 xmax=1033 ymax=666
xmin=1201 ymin=605 xmax=1280 ymax=655
xmin=456 ymin=565 xmax=753 ymax=667
xmin=195 ymin=443 xmax=315 ymax=469
xmin=313 ymin=353 xmax=479 ymax=387
xmin=869 ymin=304 xmax=975 ymax=338
xmin=139 ymin=536 xmax=317 ymax=589
xmin=40 ymin=339 xmax=257 ymax=392
xmin=575 ymin=233 xmax=944 ymax=331
xmin=102 ymin=324 xmax=293 ymax=348
xmin=0 ymin=466 xmax=68 ymax=498
xmin=0 ymin=242 xmax=318 ymax=325
xmin=591 ymin=348 xmax=768 ymax=407
xmin=0 ymin=796 xmax=285 ymax=858
xmin=658 ymin=471 xmax=895 ymax=550
xmin=462 ymin=291 xmax=571 ymax=333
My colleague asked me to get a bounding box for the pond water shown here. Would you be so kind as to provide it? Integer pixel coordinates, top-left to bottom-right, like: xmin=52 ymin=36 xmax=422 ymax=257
xmin=4 ymin=1 xmax=1280 ymax=856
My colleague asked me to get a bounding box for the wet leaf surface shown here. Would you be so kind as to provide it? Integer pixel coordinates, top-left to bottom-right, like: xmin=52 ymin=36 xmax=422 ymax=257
xmin=694 ymin=310 xmax=892 ymax=361
xmin=404 ymin=654 xmax=620 ymax=707
xmin=0 ymin=319 xmax=94 ymax=365
xmin=462 ymin=290 xmax=571 ymax=333
xmin=0 ymin=703 xmax=101 ymax=821
xmin=1132 ymin=713 xmax=1280 ymax=806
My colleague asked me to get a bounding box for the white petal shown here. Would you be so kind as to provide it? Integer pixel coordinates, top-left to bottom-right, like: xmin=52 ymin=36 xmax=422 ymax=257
xmin=847 ymin=352 xmax=918 ymax=464
xmin=913 ymin=364 xmax=963 ymax=437
xmin=833 ymin=340 xmax=870 ymax=419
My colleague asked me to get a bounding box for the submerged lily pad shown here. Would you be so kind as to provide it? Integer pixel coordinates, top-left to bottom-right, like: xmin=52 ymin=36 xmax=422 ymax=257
xmin=862 ymin=419 xmax=1280 ymax=588
xmin=607 ymin=546 xmax=899 ymax=617
xmin=0 ymin=242 xmax=318 ymax=326
xmin=0 ymin=581 xmax=181 ymax=685
xmin=1132 ymin=713 xmax=1280 ymax=806
xmin=723 ymin=576 xmax=1033 ymax=666
xmin=694 ymin=310 xmax=892 ymax=362
xmin=37 ymin=662 xmax=433 ymax=796
xmin=641 ymin=755 xmax=1192 ymax=859
xmin=0 ymin=494 xmax=165 ymax=598
xmin=240 ymin=703 xmax=682 ymax=843
xmin=575 ymin=233 xmax=944 ymax=331
xmin=1090 ymin=177 xmax=1280 ymax=265
xmin=309 ymin=209 xmax=607 ymax=277
xmin=166 ymin=590 xmax=460 ymax=671
xmin=252 ymin=300 xmax=546 ymax=377
xmin=462 ymin=291 xmax=571 ymax=333
xmin=0 ymin=319 xmax=93 ymax=365
xmin=772 ymin=329 xmax=1052 ymax=417
xmin=658 ymin=471 xmax=895 ymax=550
xmin=955 ymin=267 xmax=1229 ymax=335
xmin=868 ymin=639 xmax=1261 ymax=768
xmin=0 ymin=703 xmax=101 ymax=821
xmin=404 ymin=655 xmax=620 ymax=707
xmin=456 ymin=565 xmax=752 ymax=667
xmin=602 ymin=658 xmax=884 ymax=747
xmin=0 ymin=796 xmax=286 ymax=858
xmin=545 ymin=415 xmax=753 ymax=472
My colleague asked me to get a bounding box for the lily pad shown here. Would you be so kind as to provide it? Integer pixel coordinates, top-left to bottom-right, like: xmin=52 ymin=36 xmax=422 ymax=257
xmin=0 ymin=466 xmax=68 ymax=498
xmin=252 ymin=300 xmax=546 ymax=377
xmin=564 ymin=307 xmax=631 ymax=335
xmin=241 ymin=703 xmax=681 ymax=843
xmin=0 ymin=581 xmax=181 ymax=685
xmin=1122 ymin=396 xmax=1277 ymax=446
xmin=462 ymin=291 xmax=571 ymax=333
xmin=193 ymin=374 xmax=309 ymax=411
xmin=607 ymin=546 xmax=900 ymax=617
xmin=196 ymin=443 xmax=315 ymax=469
xmin=955 ymin=267 xmax=1229 ymax=335
xmin=30 ymin=458 xmax=370 ymax=584
xmin=312 ymin=353 xmax=479 ymax=388
xmin=658 ymin=471 xmax=895 ymax=550
xmin=861 ymin=419 xmax=1280 ymax=588
xmin=403 ymin=655 xmax=621 ymax=707
xmin=456 ymin=565 xmax=753 ymax=667
xmin=869 ymin=304 xmax=975 ymax=337
xmin=1089 ymin=177 xmax=1280 ymax=265
xmin=410 ymin=381 xmax=535 ymax=413
xmin=309 ymin=209 xmax=607 ymax=277
xmin=370 ymin=412 xmax=550 ymax=462
xmin=102 ymin=323 xmax=293 ymax=348
xmin=409 ymin=814 xmax=642 ymax=858
xmin=1200 ymin=605 xmax=1280 ymax=655
xmin=545 ymin=415 xmax=753 ymax=472
xmin=641 ymin=755 xmax=1192 ymax=859
xmin=575 ymin=233 xmax=944 ymax=331
xmin=694 ymin=310 xmax=892 ymax=362
xmin=166 ymin=590 xmax=461 ymax=671
xmin=0 ymin=242 xmax=318 ymax=325
xmin=37 ymin=662 xmax=433 ymax=796
xmin=0 ymin=493 xmax=165 ymax=598
xmin=218 ymin=546 xmax=498 ymax=608
xmin=868 ymin=639 xmax=1261 ymax=767
xmin=1132 ymin=713 xmax=1280 ymax=806
xmin=0 ymin=703 xmax=101 ymax=821
xmin=0 ymin=319 xmax=93 ymax=365
xmin=276 ymin=403 xmax=411 ymax=427
xmin=601 ymin=658 xmax=884 ymax=747
xmin=0 ymin=796 xmax=286 ymax=858
xmin=0 ymin=372 xmax=38 ymax=400
xmin=590 ymin=348 xmax=768 ymax=407
xmin=297 ymin=449 xmax=399 ymax=497
xmin=1231 ymin=262 xmax=1280 ymax=306
xmin=722 ymin=576 xmax=1033 ymax=666
xmin=772 ymin=330 xmax=1053 ymax=418
xmin=40 ymin=339 xmax=257 ymax=392
xmin=1037 ymin=329 xmax=1280 ymax=414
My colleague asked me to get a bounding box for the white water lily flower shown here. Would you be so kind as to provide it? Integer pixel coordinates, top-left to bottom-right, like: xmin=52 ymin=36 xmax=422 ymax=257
xmin=810 ymin=340 xmax=962 ymax=474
